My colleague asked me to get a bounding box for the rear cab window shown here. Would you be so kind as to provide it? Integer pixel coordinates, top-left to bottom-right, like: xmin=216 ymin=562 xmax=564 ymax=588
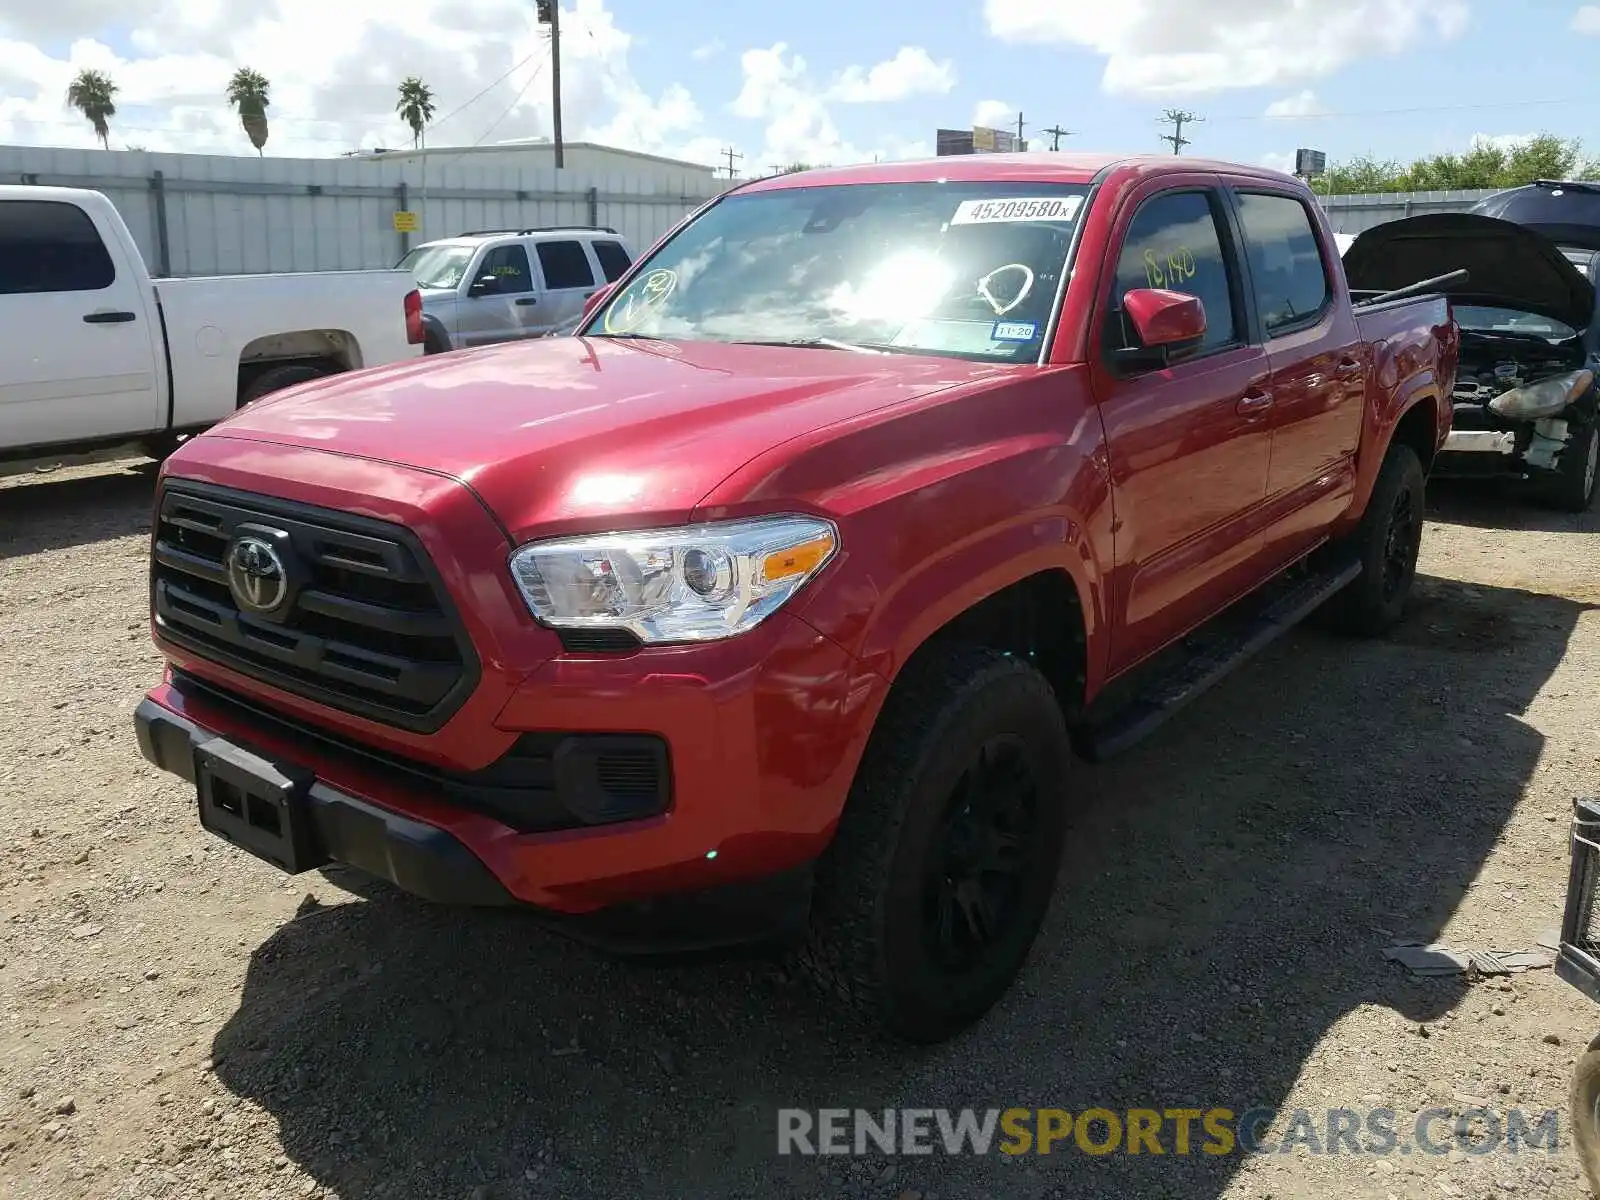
xmin=1232 ymin=192 xmax=1332 ymax=335
xmin=536 ymin=240 xmax=596 ymax=290
xmin=0 ymin=200 xmax=116 ymax=295
xmin=590 ymin=239 xmax=632 ymax=283
xmin=1109 ymin=190 xmax=1240 ymax=356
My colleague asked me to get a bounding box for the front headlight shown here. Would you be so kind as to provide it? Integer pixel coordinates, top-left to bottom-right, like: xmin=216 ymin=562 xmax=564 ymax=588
xmin=509 ymin=515 xmax=838 ymax=644
xmin=1488 ymin=369 xmax=1593 ymax=420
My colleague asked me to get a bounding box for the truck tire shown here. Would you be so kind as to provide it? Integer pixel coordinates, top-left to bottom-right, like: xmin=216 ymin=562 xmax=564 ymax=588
xmin=1549 ymin=421 xmax=1599 ymax=513
xmin=240 ymin=362 xmax=336 ymax=407
xmin=1572 ymin=1049 xmax=1600 ymax=1197
xmin=797 ymin=646 xmax=1071 ymax=1043
xmin=1325 ymin=441 xmax=1426 ymax=636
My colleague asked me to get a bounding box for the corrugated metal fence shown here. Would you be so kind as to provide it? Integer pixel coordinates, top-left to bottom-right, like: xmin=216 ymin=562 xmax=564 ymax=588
xmin=0 ymin=142 xmax=1505 ymax=277
xmin=0 ymin=145 xmax=731 ymax=278
xmin=1316 ymin=189 xmax=1497 ymax=234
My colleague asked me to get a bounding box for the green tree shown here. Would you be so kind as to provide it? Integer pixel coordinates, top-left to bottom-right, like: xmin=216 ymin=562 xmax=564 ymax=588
xmin=396 ymin=76 xmax=436 ymax=149
xmin=1320 ymin=134 xmax=1591 ymax=194
xmin=65 ymin=69 xmax=118 ymax=151
xmin=226 ymin=68 xmax=271 ymax=155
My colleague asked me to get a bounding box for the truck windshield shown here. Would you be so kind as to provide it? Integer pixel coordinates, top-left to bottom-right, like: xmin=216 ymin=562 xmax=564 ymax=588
xmin=398 ymin=244 xmax=476 ymax=290
xmin=585 ymin=181 xmax=1092 ymax=362
xmin=1453 ymin=305 xmax=1579 ymax=343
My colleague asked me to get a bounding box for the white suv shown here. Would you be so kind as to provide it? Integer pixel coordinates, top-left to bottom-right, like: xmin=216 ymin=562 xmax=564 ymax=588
xmin=398 ymin=226 xmax=635 ymax=353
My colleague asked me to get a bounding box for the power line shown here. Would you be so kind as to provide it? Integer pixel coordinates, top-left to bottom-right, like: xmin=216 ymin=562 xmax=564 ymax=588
xmin=1042 ymin=124 xmax=1075 ymax=151
xmin=1159 ymin=108 xmax=1202 ymax=154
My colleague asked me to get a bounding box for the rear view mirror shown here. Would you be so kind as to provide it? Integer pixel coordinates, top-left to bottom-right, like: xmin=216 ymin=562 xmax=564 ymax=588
xmin=1114 ymin=288 xmax=1207 ymax=369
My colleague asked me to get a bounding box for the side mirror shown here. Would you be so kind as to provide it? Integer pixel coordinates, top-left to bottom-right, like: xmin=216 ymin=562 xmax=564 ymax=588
xmin=581 ymin=283 xmax=614 ymax=323
xmin=1587 ymin=251 xmax=1600 ymax=287
xmin=1114 ymin=288 xmax=1207 ymax=369
xmin=467 ymin=274 xmax=497 ymax=298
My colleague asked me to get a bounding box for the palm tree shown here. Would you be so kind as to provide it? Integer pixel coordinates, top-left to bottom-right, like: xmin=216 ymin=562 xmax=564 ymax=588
xmin=226 ymin=68 xmax=271 ymax=155
xmin=66 ymin=69 xmax=118 ymax=151
xmin=396 ymin=77 xmax=436 ymax=149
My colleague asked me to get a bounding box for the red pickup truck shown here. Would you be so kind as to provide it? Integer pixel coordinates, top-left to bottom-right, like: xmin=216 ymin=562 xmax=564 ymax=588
xmin=134 ymin=154 xmax=1458 ymax=1042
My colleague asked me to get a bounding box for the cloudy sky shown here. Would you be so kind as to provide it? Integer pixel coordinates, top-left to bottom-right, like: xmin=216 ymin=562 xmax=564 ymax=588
xmin=1 ymin=0 xmax=1597 ymax=172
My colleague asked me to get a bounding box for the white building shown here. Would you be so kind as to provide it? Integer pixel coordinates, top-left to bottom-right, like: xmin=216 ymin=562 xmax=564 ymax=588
xmin=356 ymin=138 xmax=720 ymax=193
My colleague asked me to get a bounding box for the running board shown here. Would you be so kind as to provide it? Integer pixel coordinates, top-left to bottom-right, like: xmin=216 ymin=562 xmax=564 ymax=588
xmin=1077 ymin=555 xmax=1363 ymax=762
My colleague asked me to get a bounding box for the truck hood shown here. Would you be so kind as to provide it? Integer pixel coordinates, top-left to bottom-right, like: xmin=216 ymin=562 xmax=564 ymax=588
xmin=1344 ymin=212 xmax=1595 ymax=330
xmin=206 ymin=335 xmax=1012 ymax=539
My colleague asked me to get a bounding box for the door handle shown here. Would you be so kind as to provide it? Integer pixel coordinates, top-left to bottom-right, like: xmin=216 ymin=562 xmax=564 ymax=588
xmin=83 ymin=310 xmax=136 ymax=324
xmin=1335 ymin=356 xmax=1363 ymax=373
xmin=1236 ymin=390 xmax=1275 ymax=416
xmin=515 ymin=298 xmax=538 ymax=307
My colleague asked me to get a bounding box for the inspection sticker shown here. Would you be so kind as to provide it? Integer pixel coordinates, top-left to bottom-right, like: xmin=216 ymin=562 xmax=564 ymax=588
xmin=950 ymin=196 xmax=1083 ymax=225
xmin=991 ymin=320 xmax=1038 ymax=341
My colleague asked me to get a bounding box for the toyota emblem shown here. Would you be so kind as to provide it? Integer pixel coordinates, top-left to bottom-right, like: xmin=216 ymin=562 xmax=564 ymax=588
xmin=226 ymin=535 xmax=290 ymax=614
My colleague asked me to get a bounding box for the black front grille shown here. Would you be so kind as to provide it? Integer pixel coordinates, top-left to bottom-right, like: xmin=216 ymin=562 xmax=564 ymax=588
xmin=170 ymin=671 xmax=670 ymax=832
xmin=152 ymin=481 xmax=479 ymax=732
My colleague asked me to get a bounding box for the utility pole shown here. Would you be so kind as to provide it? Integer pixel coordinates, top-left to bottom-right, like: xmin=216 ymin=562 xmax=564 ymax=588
xmin=1014 ymin=111 xmax=1026 ymax=150
xmin=1043 ymin=124 xmax=1075 ymax=151
xmin=1158 ymin=108 xmax=1202 ymax=155
xmin=722 ymin=146 xmax=743 ymax=178
xmin=536 ymin=0 xmax=563 ymax=168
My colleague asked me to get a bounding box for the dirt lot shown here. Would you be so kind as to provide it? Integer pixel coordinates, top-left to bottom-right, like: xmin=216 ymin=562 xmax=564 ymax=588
xmin=2 ymin=461 xmax=1599 ymax=1200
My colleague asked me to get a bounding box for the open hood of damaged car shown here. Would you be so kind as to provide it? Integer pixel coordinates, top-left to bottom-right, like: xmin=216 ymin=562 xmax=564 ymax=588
xmin=1344 ymin=212 xmax=1595 ymax=331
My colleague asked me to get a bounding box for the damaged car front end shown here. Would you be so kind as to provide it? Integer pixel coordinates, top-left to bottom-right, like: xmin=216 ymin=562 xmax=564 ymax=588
xmin=1345 ymin=211 xmax=1600 ymax=511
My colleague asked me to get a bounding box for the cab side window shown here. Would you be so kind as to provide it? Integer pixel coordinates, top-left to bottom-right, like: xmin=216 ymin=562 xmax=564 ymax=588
xmin=0 ymin=200 xmax=116 ymax=295
xmin=475 ymin=244 xmax=532 ymax=295
xmin=1233 ymin=192 xmax=1331 ymax=335
xmin=1110 ymin=190 xmax=1237 ymax=354
xmin=536 ymin=240 xmax=596 ymax=290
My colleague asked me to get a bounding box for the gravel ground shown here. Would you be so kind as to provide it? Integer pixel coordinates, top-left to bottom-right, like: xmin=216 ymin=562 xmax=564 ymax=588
xmin=2 ymin=459 xmax=1599 ymax=1200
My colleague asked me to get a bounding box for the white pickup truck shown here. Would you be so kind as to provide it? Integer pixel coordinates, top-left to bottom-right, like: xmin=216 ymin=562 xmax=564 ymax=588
xmin=0 ymin=185 xmax=424 ymax=473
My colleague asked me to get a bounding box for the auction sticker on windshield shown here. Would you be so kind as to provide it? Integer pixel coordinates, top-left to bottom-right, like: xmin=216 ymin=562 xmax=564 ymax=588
xmin=950 ymin=196 xmax=1084 ymax=226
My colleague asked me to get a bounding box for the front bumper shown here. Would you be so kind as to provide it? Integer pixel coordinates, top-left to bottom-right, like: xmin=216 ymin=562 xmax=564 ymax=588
xmin=1434 ymin=402 xmax=1585 ymax=479
xmin=134 ymin=686 xmax=825 ymax=952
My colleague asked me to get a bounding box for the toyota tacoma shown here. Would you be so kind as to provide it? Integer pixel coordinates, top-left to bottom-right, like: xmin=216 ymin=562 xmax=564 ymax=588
xmin=135 ymin=155 xmax=1459 ymax=1042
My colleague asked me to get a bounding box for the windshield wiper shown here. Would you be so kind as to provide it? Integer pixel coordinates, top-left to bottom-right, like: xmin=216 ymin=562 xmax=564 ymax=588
xmin=732 ymin=337 xmax=888 ymax=354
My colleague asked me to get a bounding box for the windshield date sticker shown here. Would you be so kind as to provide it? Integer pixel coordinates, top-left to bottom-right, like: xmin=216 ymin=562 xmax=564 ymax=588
xmin=991 ymin=320 xmax=1038 ymax=342
xmin=603 ymin=268 xmax=678 ymax=334
xmin=950 ymin=196 xmax=1083 ymax=226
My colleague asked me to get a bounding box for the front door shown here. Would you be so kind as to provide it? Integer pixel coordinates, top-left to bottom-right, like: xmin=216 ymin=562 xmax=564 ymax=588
xmin=0 ymin=197 xmax=161 ymax=448
xmin=1091 ymin=184 xmax=1274 ymax=675
xmin=453 ymin=242 xmax=542 ymax=347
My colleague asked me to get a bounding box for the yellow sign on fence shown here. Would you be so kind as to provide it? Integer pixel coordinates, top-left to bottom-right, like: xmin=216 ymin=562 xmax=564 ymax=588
xmin=392 ymin=210 xmax=419 ymax=233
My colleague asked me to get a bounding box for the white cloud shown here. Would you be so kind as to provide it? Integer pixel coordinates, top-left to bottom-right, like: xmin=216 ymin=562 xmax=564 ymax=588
xmin=1259 ymin=151 xmax=1296 ymax=173
xmin=1264 ymin=90 xmax=1325 ymax=119
xmin=972 ymin=98 xmax=1013 ymax=128
xmin=0 ymin=0 xmax=722 ymax=164
xmin=1574 ymin=6 xmax=1600 ymax=34
xmin=983 ymin=0 xmax=1469 ymax=96
xmin=730 ymin=43 xmax=940 ymax=168
xmin=828 ymin=46 xmax=955 ymax=104
xmin=1469 ymin=132 xmax=1536 ymax=153
xmin=691 ymin=39 xmax=724 ymax=61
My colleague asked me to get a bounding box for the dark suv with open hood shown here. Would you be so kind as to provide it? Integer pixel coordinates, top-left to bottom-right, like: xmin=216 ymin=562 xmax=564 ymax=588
xmin=1345 ymin=194 xmax=1600 ymax=511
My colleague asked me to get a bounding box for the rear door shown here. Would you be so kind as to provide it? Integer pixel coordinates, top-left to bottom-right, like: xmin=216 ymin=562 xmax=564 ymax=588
xmin=532 ymin=238 xmax=600 ymax=331
xmin=453 ymin=241 xmax=540 ymax=347
xmin=1090 ymin=181 xmax=1274 ymax=674
xmin=0 ymin=197 xmax=161 ymax=449
xmin=590 ymin=238 xmax=634 ymax=284
xmin=1226 ymin=185 xmax=1365 ymax=563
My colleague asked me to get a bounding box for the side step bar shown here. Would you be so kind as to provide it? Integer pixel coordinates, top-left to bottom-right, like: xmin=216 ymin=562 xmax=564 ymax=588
xmin=1076 ymin=555 xmax=1363 ymax=762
